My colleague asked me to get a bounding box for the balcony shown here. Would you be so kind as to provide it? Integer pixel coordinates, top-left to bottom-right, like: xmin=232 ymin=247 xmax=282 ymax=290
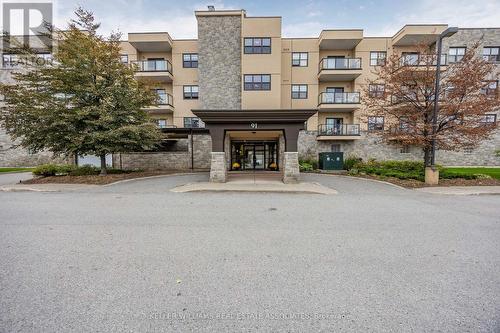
xmin=319 ymin=30 xmax=363 ymax=50
xmin=317 ymin=124 xmax=361 ymax=140
xmin=399 ymin=54 xmax=448 ymax=67
xmin=131 ymin=59 xmax=173 ymax=82
xmin=128 ymin=32 xmax=173 ymax=52
xmin=318 ymin=92 xmax=361 ymax=111
xmin=318 ymin=58 xmax=362 ymax=82
xmin=392 ymin=25 xmax=448 ymax=46
xmin=143 ymin=92 xmax=174 ymax=114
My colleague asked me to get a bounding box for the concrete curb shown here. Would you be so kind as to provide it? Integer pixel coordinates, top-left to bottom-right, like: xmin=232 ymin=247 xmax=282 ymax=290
xmin=413 ymin=186 xmax=500 ymax=196
xmin=170 ymin=181 xmax=338 ymax=195
xmin=308 ymin=173 xmax=407 ymax=190
xmin=102 ymin=172 xmax=207 ymax=186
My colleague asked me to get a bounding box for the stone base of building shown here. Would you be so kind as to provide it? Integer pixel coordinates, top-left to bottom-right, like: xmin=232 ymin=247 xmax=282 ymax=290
xmin=210 ymin=152 xmax=227 ymax=183
xmin=298 ymin=130 xmax=500 ymax=166
xmin=283 ymin=152 xmax=300 ymax=184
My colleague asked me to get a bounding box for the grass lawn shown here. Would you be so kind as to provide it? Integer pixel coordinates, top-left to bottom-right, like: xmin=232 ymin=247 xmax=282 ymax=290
xmin=442 ymin=167 xmax=500 ymax=180
xmin=0 ymin=167 xmax=34 ymax=173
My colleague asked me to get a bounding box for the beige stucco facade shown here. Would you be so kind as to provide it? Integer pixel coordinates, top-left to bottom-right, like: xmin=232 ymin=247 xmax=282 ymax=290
xmin=118 ymin=10 xmax=458 ymax=135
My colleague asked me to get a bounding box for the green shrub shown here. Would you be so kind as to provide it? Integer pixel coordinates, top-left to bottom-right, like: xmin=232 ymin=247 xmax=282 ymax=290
xmin=299 ymin=159 xmax=317 ymax=171
xmin=33 ymin=164 xmax=133 ymax=177
xmin=33 ymin=164 xmax=59 ymax=177
xmin=353 ymin=159 xmax=426 ymax=181
xmin=299 ymin=160 xmax=314 ymax=172
xmin=343 ymin=155 xmax=362 ymax=170
xmin=68 ymin=164 xmax=100 ymax=176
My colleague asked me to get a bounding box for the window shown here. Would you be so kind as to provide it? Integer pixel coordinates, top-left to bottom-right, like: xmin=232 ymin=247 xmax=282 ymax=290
xmin=152 ymin=89 xmax=168 ymax=104
xmin=331 ymin=144 xmax=341 ymax=152
xmin=483 ymin=47 xmax=500 ymax=62
xmin=463 ymin=146 xmax=474 ymax=155
xmin=401 ymin=52 xmax=420 ymax=65
xmin=183 ymin=85 xmax=199 ymax=99
xmin=481 ymin=81 xmax=498 ymax=95
xmin=400 ymin=145 xmax=410 ymax=154
xmin=120 ymin=55 xmax=128 ymax=64
xmin=291 ymin=85 xmax=307 ymax=99
xmin=370 ymin=51 xmax=386 ymax=66
xmin=157 ymin=119 xmax=167 ymax=128
xmin=369 ymin=84 xmax=385 ymax=98
xmin=292 ymin=52 xmax=308 ymax=67
xmin=244 ymin=38 xmax=271 ymax=54
xmin=399 ymin=116 xmax=410 ymax=132
xmin=244 ymin=74 xmax=271 ymax=91
xmin=2 ymin=54 xmax=18 ymax=68
xmin=448 ymin=47 xmax=465 ymax=63
xmin=368 ymin=116 xmax=384 ymax=131
xmin=482 ymin=114 xmax=497 ymax=124
xmin=184 ymin=117 xmax=205 ymax=128
xmin=183 ymin=53 xmax=198 ymax=68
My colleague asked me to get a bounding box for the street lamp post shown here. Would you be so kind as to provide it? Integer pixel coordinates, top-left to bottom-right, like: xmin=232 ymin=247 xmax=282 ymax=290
xmin=426 ymin=26 xmax=458 ymax=184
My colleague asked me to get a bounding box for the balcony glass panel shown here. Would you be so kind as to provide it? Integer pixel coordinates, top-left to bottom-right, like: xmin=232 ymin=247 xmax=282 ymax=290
xmin=319 ymin=92 xmax=360 ymax=104
xmin=320 ymin=58 xmax=361 ymax=70
xmin=132 ymin=59 xmax=172 ymax=73
xmin=318 ymin=124 xmax=360 ymax=136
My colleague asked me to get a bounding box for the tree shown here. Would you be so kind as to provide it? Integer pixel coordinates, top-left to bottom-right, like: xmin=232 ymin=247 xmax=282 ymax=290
xmin=0 ymin=7 xmax=162 ymax=175
xmin=363 ymin=43 xmax=499 ymax=169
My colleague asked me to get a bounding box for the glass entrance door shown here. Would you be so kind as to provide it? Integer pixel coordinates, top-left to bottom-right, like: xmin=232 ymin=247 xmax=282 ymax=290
xmin=231 ymin=141 xmax=278 ymax=171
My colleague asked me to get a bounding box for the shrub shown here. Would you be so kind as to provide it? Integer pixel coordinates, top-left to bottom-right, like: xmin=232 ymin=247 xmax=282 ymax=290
xmin=353 ymin=159 xmax=426 ymax=181
xmin=33 ymin=164 xmax=59 ymax=177
xmin=33 ymin=164 xmax=132 ymax=177
xmin=69 ymin=164 xmax=100 ymax=176
xmin=299 ymin=159 xmax=318 ymax=171
xmin=299 ymin=160 xmax=314 ymax=172
xmin=343 ymin=155 xmax=362 ymax=170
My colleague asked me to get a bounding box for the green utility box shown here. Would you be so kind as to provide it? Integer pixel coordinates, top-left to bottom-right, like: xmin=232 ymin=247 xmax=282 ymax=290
xmin=318 ymin=152 xmax=344 ymax=170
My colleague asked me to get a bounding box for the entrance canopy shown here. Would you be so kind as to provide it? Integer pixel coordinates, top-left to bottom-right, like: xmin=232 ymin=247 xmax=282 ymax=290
xmin=192 ymin=109 xmax=317 ymax=152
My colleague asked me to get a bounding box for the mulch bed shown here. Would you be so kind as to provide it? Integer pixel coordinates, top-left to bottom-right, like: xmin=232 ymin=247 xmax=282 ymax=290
xmin=350 ymin=174 xmax=500 ymax=188
xmin=22 ymin=170 xmax=191 ymax=185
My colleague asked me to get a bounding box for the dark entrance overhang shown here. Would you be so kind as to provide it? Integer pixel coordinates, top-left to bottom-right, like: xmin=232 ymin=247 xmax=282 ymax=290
xmin=192 ymin=109 xmax=317 ymax=151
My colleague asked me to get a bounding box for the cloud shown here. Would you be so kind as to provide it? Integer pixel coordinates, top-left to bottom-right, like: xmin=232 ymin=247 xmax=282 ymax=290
xmin=53 ymin=0 xmax=237 ymax=39
xmin=366 ymin=0 xmax=500 ymax=36
xmin=283 ymin=21 xmax=323 ymax=38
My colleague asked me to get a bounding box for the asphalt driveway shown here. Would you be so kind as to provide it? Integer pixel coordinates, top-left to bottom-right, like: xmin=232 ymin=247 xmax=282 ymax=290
xmin=0 ymin=173 xmax=499 ymax=332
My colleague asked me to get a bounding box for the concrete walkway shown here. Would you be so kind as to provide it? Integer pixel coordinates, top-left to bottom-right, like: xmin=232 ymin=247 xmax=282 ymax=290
xmin=171 ymin=172 xmax=337 ymax=194
xmin=414 ymin=186 xmax=500 ymax=195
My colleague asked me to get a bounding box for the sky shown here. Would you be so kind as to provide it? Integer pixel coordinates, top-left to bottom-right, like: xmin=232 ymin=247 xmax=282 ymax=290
xmin=52 ymin=0 xmax=500 ymax=39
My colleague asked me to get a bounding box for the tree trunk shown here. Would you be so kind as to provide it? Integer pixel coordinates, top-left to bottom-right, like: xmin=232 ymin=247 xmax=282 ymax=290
xmin=99 ymin=154 xmax=107 ymax=176
xmin=423 ymin=147 xmax=431 ymax=167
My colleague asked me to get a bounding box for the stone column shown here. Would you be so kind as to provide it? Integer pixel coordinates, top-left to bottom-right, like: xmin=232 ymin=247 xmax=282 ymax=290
xmin=283 ymin=152 xmax=300 ymax=184
xmin=210 ymin=152 xmax=227 ymax=183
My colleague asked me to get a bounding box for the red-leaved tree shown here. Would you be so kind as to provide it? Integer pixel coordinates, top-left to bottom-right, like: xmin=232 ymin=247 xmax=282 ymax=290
xmin=363 ymin=43 xmax=499 ymax=167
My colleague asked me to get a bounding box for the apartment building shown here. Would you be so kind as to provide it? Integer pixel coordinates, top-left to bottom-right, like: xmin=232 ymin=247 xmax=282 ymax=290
xmin=1 ymin=8 xmax=499 ymax=181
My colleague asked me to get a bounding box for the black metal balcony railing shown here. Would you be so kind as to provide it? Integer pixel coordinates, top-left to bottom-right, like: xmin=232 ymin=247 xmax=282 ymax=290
xmin=399 ymin=54 xmax=448 ymax=66
xmin=157 ymin=92 xmax=173 ymax=106
xmin=319 ymin=57 xmax=362 ymax=71
xmin=318 ymin=124 xmax=360 ymax=136
xmin=318 ymin=92 xmax=360 ymax=105
xmin=131 ymin=59 xmax=172 ymax=73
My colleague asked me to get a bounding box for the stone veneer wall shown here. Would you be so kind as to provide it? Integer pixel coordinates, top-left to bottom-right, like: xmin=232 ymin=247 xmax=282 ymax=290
xmin=298 ymin=130 xmax=500 ymax=166
xmin=0 ymin=129 xmax=67 ymax=167
xmin=197 ymin=14 xmax=241 ymax=110
xmin=0 ymin=68 xmax=64 ymax=167
xmin=113 ymin=134 xmax=212 ymax=170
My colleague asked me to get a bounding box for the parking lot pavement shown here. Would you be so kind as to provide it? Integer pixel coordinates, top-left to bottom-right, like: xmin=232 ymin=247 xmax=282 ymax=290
xmin=0 ymin=172 xmax=33 ymax=186
xmin=0 ymin=173 xmax=499 ymax=332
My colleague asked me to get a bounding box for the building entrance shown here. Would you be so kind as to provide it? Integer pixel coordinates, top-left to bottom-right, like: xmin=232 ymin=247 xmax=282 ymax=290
xmin=230 ymin=141 xmax=278 ymax=171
